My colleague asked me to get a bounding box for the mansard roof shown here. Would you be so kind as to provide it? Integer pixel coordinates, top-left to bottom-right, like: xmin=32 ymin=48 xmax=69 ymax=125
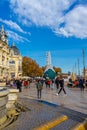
xmin=10 ymin=43 xmax=20 ymax=55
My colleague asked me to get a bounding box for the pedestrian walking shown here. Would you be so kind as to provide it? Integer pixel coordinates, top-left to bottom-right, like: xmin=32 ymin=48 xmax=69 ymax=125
xmin=85 ymin=80 xmax=87 ymax=88
xmin=45 ymin=78 xmax=51 ymax=88
xmin=36 ymin=80 xmax=43 ymax=99
xmin=79 ymin=78 xmax=85 ymax=91
xmin=56 ymin=75 xmax=66 ymax=95
xmin=16 ymin=79 xmax=22 ymax=92
xmin=23 ymin=79 xmax=29 ymax=88
xmin=55 ymin=76 xmax=60 ymax=89
xmin=51 ymin=79 xmax=55 ymax=90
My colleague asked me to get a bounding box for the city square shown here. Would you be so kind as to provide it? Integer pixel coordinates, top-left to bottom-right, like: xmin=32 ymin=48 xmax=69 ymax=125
xmin=0 ymin=81 xmax=87 ymax=130
xmin=0 ymin=0 xmax=87 ymax=130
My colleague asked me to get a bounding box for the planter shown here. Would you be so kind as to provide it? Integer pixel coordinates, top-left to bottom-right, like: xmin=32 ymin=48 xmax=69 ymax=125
xmin=0 ymin=87 xmax=9 ymax=124
xmin=6 ymin=89 xmax=19 ymax=109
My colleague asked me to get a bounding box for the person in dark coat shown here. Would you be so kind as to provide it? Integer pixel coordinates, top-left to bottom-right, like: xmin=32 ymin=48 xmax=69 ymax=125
xmin=16 ymin=79 xmax=22 ymax=92
xmin=55 ymin=76 xmax=60 ymax=89
xmin=85 ymin=80 xmax=87 ymax=88
xmin=56 ymin=75 xmax=66 ymax=95
xmin=79 ymin=79 xmax=85 ymax=91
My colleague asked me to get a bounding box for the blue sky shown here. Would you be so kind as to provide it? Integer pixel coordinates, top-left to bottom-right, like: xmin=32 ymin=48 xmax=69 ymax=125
xmin=0 ymin=0 xmax=87 ymax=74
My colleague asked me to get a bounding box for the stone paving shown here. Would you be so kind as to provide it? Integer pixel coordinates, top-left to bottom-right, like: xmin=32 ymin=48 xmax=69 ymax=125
xmin=18 ymin=82 xmax=87 ymax=114
xmin=2 ymin=82 xmax=87 ymax=130
xmin=3 ymin=98 xmax=87 ymax=130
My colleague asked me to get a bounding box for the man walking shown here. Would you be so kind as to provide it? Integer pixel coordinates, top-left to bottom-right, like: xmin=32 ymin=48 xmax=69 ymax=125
xmin=55 ymin=76 xmax=60 ymax=89
xmin=36 ymin=79 xmax=43 ymax=99
xmin=56 ymin=75 xmax=66 ymax=95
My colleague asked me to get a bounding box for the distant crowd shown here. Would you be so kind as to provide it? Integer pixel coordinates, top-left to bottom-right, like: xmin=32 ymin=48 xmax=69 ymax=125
xmin=6 ymin=78 xmax=31 ymax=92
xmin=5 ymin=75 xmax=87 ymax=99
xmin=68 ymin=78 xmax=87 ymax=91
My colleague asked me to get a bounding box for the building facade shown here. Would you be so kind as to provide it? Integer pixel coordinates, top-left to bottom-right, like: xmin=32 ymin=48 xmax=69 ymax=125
xmin=9 ymin=43 xmax=22 ymax=79
xmin=0 ymin=25 xmax=22 ymax=80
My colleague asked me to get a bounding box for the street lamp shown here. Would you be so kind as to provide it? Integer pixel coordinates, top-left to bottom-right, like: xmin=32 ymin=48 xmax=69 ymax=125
xmin=82 ymin=49 xmax=85 ymax=80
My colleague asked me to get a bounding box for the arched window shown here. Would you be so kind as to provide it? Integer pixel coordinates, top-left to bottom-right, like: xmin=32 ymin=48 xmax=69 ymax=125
xmin=9 ymin=60 xmax=15 ymax=64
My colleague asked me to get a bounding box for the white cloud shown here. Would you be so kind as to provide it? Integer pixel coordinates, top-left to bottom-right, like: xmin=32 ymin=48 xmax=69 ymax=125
xmin=8 ymin=30 xmax=30 ymax=43
xmin=0 ymin=18 xmax=23 ymax=32
xmin=0 ymin=18 xmax=31 ymax=35
xmin=57 ymin=5 xmax=87 ymax=38
xmin=10 ymin=0 xmax=74 ymax=26
xmin=9 ymin=0 xmax=87 ymax=38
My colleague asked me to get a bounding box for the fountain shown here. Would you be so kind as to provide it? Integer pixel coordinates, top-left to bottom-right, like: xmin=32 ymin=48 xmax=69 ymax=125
xmin=0 ymin=87 xmax=29 ymax=129
xmin=0 ymin=87 xmax=9 ymax=124
xmin=6 ymin=88 xmax=19 ymax=109
xmin=0 ymin=87 xmax=19 ymax=128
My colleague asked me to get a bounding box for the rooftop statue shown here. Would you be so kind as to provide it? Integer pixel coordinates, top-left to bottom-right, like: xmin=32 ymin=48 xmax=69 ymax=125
xmin=0 ymin=25 xmax=8 ymax=43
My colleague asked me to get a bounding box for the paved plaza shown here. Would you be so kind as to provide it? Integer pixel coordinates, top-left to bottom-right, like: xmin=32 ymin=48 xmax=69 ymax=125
xmin=3 ymin=82 xmax=87 ymax=130
xmin=18 ymin=82 xmax=87 ymax=114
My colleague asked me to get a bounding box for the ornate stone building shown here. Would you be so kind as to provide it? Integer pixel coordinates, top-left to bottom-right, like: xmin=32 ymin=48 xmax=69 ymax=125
xmin=0 ymin=25 xmax=22 ymax=80
xmin=9 ymin=43 xmax=22 ymax=78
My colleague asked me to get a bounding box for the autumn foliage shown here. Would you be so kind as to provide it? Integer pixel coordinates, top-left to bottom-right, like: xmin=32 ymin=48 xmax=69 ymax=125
xmin=22 ymin=56 xmax=43 ymax=77
xmin=53 ymin=66 xmax=62 ymax=74
xmin=22 ymin=56 xmax=62 ymax=77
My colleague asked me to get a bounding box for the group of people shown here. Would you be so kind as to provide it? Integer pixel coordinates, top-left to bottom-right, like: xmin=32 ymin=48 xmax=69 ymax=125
xmin=6 ymin=75 xmax=67 ymax=100
xmin=68 ymin=78 xmax=87 ymax=91
xmin=36 ymin=75 xmax=67 ymax=99
xmin=6 ymin=78 xmax=30 ymax=92
xmin=6 ymin=75 xmax=87 ymax=100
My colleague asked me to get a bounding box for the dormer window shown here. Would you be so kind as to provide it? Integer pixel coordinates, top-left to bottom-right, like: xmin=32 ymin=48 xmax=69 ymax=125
xmin=10 ymin=51 xmax=14 ymax=56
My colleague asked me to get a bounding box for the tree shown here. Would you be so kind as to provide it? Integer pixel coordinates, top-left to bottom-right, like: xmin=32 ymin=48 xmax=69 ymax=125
xmin=22 ymin=56 xmax=62 ymax=77
xmin=41 ymin=66 xmax=46 ymax=72
xmin=22 ymin=56 xmax=43 ymax=77
xmin=53 ymin=66 xmax=62 ymax=74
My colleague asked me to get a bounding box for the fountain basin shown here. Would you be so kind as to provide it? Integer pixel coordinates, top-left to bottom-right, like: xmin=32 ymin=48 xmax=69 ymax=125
xmin=0 ymin=87 xmax=9 ymax=124
xmin=6 ymin=89 xmax=19 ymax=109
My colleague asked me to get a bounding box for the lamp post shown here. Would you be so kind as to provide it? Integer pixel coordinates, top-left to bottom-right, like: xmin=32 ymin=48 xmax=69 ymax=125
xmin=78 ymin=58 xmax=80 ymax=77
xmin=82 ymin=49 xmax=85 ymax=80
